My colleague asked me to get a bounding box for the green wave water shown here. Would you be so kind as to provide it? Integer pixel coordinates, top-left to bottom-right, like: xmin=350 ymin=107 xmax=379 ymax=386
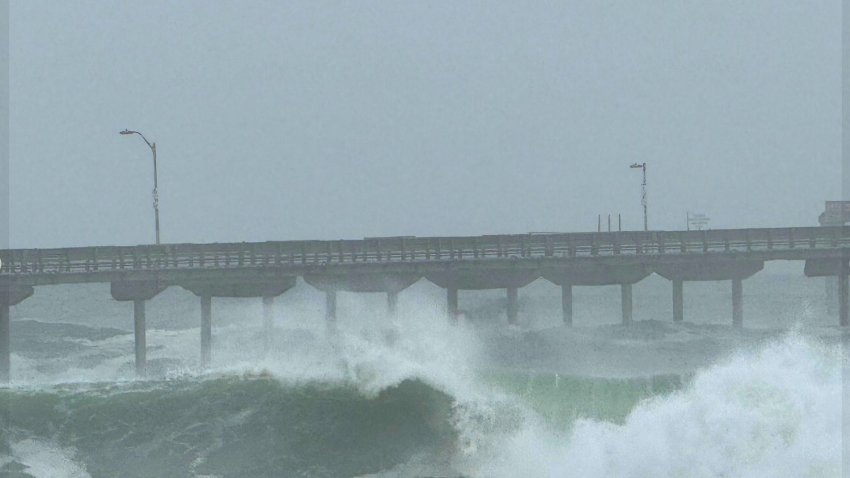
xmin=0 ymin=371 xmax=689 ymax=477
xmin=1 ymin=290 xmax=844 ymax=477
xmin=481 ymin=371 xmax=684 ymax=430
xmin=1 ymin=377 xmax=456 ymax=477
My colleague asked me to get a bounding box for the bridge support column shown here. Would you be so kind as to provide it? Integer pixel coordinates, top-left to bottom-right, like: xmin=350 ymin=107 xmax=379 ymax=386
xmin=621 ymin=284 xmax=633 ymax=325
xmin=201 ymin=296 xmax=212 ymax=367
xmin=826 ymin=277 xmax=838 ymax=316
xmin=263 ymin=296 xmax=274 ymax=355
xmin=0 ymin=301 xmax=8 ymax=383
xmin=0 ymin=285 xmax=35 ymax=383
xmin=326 ymin=291 xmax=337 ymax=324
xmin=732 ymin=279 xmax=743 ymax=328
xmin=506 ymin=287 xmax=519 ymax=325
xmin=133 ymin=300 xmax=146 ymax=376
xmin=561 ymin=284 xmax=573 ymax=327
xmin=673 ymin=280 xmax=684 ymax=322
xmin=387 ymin=291 xmax=398 ymax=318
xmin=447 ymin=288 xmax=458 ymax=323
xmin=840 ymin=262 xmax=849 ymax=327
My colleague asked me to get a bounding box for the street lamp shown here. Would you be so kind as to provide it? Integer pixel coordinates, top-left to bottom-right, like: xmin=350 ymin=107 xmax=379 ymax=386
xmin=630 ymin=162 xmax=647 ymax=231
xmin=120 ymin=129 xmax=160 ymax=244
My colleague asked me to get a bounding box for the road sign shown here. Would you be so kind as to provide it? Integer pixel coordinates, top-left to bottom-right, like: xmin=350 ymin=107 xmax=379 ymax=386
xmin=687 ymin=212 xmax=710 ymax=230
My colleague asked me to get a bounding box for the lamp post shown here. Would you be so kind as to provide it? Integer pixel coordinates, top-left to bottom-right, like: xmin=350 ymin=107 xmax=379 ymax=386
xmin=120 ymin=129 xmax=160 ymax=244
xmin=630 ymin=162 xmax=647 ymax=231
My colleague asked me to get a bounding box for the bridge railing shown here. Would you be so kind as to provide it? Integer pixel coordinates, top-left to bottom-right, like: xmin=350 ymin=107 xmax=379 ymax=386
xmin=2 ymin=226 xmax=848 ymax=275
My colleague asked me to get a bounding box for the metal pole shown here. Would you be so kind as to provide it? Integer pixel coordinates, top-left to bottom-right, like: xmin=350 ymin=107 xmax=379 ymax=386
xmin=630 ymin=162 xmax=648 ymax=231
xmin=152 ymin=143 xmax=160 ymax=245
xmin=120 ymin=130 xmax=161 ymax=245
xmin=641 ymin=164 xmax=648 ymax=231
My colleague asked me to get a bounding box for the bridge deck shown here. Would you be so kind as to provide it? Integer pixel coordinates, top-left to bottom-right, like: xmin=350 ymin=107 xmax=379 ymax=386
xmin=1 ymin=226 xmax=848 ymax=286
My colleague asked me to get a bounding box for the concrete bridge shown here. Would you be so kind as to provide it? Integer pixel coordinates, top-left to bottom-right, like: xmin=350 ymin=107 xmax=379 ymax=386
xmin=1 ymin=225 xmax=849 ymax=381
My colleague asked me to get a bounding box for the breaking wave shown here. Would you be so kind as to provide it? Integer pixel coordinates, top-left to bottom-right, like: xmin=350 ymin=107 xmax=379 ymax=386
xmin=0 ymin=314 xmax=844 ymax=477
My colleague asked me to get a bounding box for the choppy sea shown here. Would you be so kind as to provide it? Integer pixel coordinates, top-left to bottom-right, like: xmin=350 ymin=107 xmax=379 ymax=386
xmin=1 ymin=263 xmax=847 ymax=477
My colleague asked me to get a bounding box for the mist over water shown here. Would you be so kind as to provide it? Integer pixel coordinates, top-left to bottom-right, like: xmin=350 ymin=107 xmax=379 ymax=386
xmin=0 ymin=270 xmax=846 ymax=477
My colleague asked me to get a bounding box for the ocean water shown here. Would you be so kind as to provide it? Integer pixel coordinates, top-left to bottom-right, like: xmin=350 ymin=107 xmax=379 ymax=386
xmin=0 ymin=263 xmax=847 ymax=477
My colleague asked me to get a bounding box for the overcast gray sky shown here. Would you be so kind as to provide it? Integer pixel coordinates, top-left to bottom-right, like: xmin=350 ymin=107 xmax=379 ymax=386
xmin=6 ymin=1 xmax=844 ymax=248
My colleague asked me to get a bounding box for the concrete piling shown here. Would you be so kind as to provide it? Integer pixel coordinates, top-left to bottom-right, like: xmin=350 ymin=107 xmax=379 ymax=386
xmin=447 ymin=288 xmax=458 ymax=323
xmin=133 ymin=299 xmax=147 ymax=376
xmin=506 ymin=287 xmax=518 ymax=325
xmin=673 ymin=280 xmax=684 ymax=322
xmin=838 ymin=259 xmax=850 ymax=327
xmin=201 ymin=295 xmax=212 ymax=367
xmin=826 ymin=277 xmax=837 ymax=316
xmin=561 ymin=284 xmax=573 ymax=326
xmin=387 ymin=291 xmax=398 ymax=318
xmin=0 ymin=301 xmax=9 ymax=383
xmin=326 ymin=291 xmax=337 ymax=323
xmin=621 ymin=283 xmax=633 ymax=325
xmin=0 ymin=286 xmax=35 ymax=382
xmin=732 ymin=279 xmax=743 ymax=328
xmin=263 ymin=296 xmax=274 ymax=354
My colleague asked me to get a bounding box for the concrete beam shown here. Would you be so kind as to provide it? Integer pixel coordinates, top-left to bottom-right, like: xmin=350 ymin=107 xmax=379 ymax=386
xmin=427 ymin=269 xmax=538 ymax=290
xmin=182 ymin=277 xmax=296 ymax=298
xmin=111 ymin=280 xmax=166 ymax=301
xmin=655 ymin=259 xmax=763 ymax=281
xmin=543 ymin=263 xmax=649 ymax=287
xmin=0 ymin=285 xmax=34 ymax=306
xmin=304 ymin=273 xmax=420 ymax=293
xmin=805 ymin=258 xmax=850 ymax=277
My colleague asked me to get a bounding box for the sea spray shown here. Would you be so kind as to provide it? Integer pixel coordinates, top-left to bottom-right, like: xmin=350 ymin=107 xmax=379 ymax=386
xmin=464 ymin=334 xmax=842 ymax=478
xmin=2 ymin=302 xmax=845 ymax=477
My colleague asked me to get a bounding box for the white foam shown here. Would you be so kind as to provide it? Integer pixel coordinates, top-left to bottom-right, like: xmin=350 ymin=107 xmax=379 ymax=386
xmin=8 ymin=294 xmax=846 ymax=477
xmin=460 ymin=334 xmax=843 ymax=478
xmin=9 ymin=439 xmax=91 ymax=478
